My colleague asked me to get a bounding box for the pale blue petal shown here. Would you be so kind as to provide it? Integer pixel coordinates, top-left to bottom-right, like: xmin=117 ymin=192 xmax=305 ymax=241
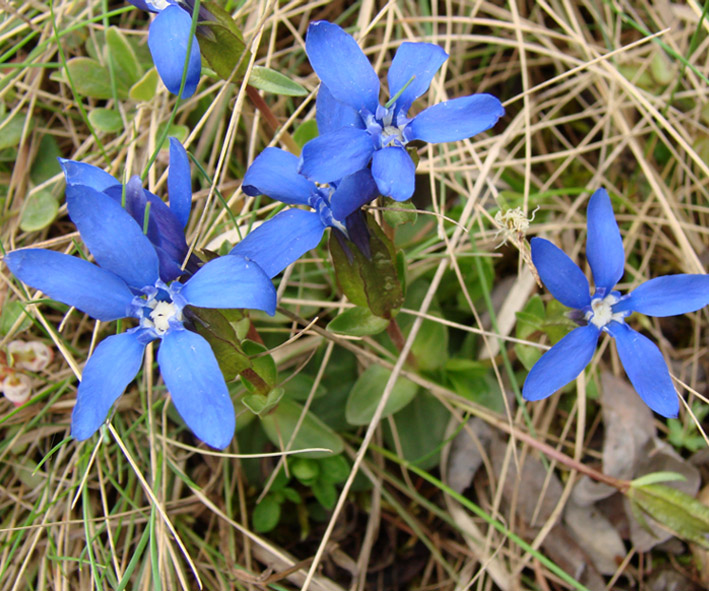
xmin=242 ymin=147 xmax=314 ymax=205
xmin=408 ymin=94 xmax=504 ymax=143
xmin=59 ymin=158 xmax=120 ymax=192
xmin=607 ymin=322 xmax=679 ymax=417
xmin=168 ymin=137 xmax=192 ymax=229
xmin=229 ymin=210 xmax=326 ymax=278
xmin=299 ymin=128 xmax=374 ymax=183
xmin=586 ymin=188 xmax=624 ymax=292
xmin=4 ymin=249 xmax=133 ymax=321
xmin=316 ymin=84 xmax=364 ymax=135
xmin=71 ymin=331 xmax=146 ymax=440
xmin=388 ymin=42 xmax=448 ymax=116
xmin=613 ymin=274 xmax=709 ymax=317
xmin=158 ymin=329 xmax=235 ymax=449
xmin=371 ymin=146 xmax=415 ymax=201
xmin=180 ymin=254 xmax=276 ymax=315
xmin=522 ymin=324 xmax=600 ymax=401
xmin=306 ymin=21 xmax=380 ymax=113
xmin=330 ymin=169 xmax=379 ymax=220
xmin=531 ymin=237 xmax=591 ymax=309
xmin=148 ymin=5 xmax=201 ymax=98
xmin=66 ymin=184 xmax=160 ymax=288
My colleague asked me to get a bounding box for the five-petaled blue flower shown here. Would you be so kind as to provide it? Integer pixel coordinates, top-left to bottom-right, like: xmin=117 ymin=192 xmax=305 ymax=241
xmin=230 ymin=147 xmax=379 ymax=277
xmin=127 ymin=0 xmax=202 ymax=97
xmin=298 ymin=21 xmax=505 ymax=201
xmin=523 ymin=188 xmax=709 ymax=417
xmin=60 ymin=137 xmax=195 ymax=282
xmin=4 ymin=185 xmax=276 ymax=449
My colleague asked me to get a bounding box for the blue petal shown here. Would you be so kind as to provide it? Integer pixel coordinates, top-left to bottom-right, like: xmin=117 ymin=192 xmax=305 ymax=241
xmin=388 ymin=42 xmax=448 ymax=116
xmin=66 ymin=184 xmax=160 ymax=288
xmin=180 ymin=254 xmax=277 ymax=315
xmin=157 ymin=329 xmax=235 ymax=449
xmin=230 ymin=210 xmax=326 ymax=278
xmin=306 ymin=21 xmax=380 ymax=113
xmin=59 ymin=158 xmax=120 ymax=192
xmin=371 ymin=146 xmax=415 ymax=201
xmin=71 ymin=331 xmax=146 ymax=440
xmin=586 ymin=188 xmax=624 ymax=292
xmin=4 ymin=249 xmax=134 ymax=321
xmin=316 ymin=84 xmax=364 ymax=135
xmin=330 ymin=169 xmax=379 ymax=220
xmin=607 ymin=322 xmax=679 ymax=417
xmin=408 ymin=94 xmax=504 ymax=143
xmin=127 ymin=0 xmax=154 ymax=12
xmin=299 ymin=128 xmax=374 ymax=184
xmin=242 ymin=147 xmax=315 ymax=205
xmin=522 ymin=324 xmax=600 ymax=401
xmin=613 ymin=274 xmax=709 ymax=317
xmin=148 ymin=5 xmax=201 ymax=98
xmin=531 ymin=237 xmax=591 ymax=309
xmin=168 ymin=137 xmax=192 ymax=229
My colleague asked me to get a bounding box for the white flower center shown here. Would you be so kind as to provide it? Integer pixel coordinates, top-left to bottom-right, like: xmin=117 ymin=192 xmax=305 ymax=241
xmin=148 ymin=301 xmax=183 ymax=334
xmin=146 ymin=0 xmax=171 ymax=10
xmin=585 ymin=293 xmax=625 ymax=329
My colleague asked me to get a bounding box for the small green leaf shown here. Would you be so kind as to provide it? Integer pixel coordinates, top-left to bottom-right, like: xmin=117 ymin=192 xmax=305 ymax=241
xmin=61 ymin=57 xmax=128 ymax=99
xmin=129 ymin=68 xmax=159 ymax=102
xmin=241 ymin=340 xmax=277 ymax=393
xmin=20 ymin=191 xmax=59 ymax=232
xmin=281 ymin=487 xmax=302 ymax=504
xmin=0 ymin=111 xmax=29 ymax=150
xmin=197 ymin=1 xmax=250 ymax=82
xmin=284 ymin=373 xmax=327 ymax=402
xmin=241 ymin=387 xmax=284 ymax=416
xmin=631 ymin=471 xmax=687 ymax=487
xmin=260 ymin=398 xmax=343 ymax=458
xmin=327 ymin=306 xmax=390 ymax=337
xmin=252 ymin=494 xmax=281 ymax=533
xmin=293 ymin=119 xmax=318 ymax=149
xmin=157 ymin=122 xmax=189 ymax=148
xmin=30 ymin=134 xmax=62 ymax=185
xmin=291 ymin=458 xmax=320 ymax=485
xmin=106 ymin=27 xmax=142 ymax=89
xmin=88 ymin=108 xmax=123 ymax=133
xmin=319 ymin=455 xmax=350 ymax=484
xmin=345 ymin=365 xmax=419 ymax=426
xmin=0 ymin=301 xmax=32 ymax=336
xmin=627 ymin=482 xmax=709 ymax=549
xmin=382 ymin=197 xmax=417 ymax=226
xmin=249 ymin=66 xmax=308 ymax=96
xmin=311 ymin=480 xmax=337 ymax=510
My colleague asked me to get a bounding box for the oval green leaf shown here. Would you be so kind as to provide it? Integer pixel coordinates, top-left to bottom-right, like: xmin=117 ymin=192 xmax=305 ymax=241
xmin=327 ymin=306 xmax=390 ymax=337
xmin=249 ymin=66 xmax=308 ymax=96
xmin=20 ymin=191 xmax=59 ymax=232
xmin=345 ymin=365 xmax=419 ymax=426
xmin=88 ymin=108 xmax=123 ymax=133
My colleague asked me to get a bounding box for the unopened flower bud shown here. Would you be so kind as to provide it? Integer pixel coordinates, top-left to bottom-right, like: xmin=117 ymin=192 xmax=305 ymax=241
xmin=1 ymin=373 xmax=32 ymax=406
xmin=7 ymin=340 xmax=53 ymax=372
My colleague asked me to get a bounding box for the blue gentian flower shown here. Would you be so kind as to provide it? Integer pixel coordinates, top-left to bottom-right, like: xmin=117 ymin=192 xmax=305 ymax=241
xmin=523 ymin=188 xmax=709 ymax=417
xmin=60 ymin=138 xmax=195 ymax=282
xmin=230 ymin=147 xmax=379 ymax=277
xmin=127 ymin=0 xmax=202 ymax=97
xmin=298 ymin=21 xmax=505 ymax=201
xmin=4 ymin=185 xmax=276 ymax=449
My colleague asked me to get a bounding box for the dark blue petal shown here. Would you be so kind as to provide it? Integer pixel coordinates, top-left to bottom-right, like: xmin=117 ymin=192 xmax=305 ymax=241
xmin=586 ymin=188 xmax=624 ymax=292
xmin=71 ymin=331 xmax=146 ymax=440
xmin=299 ymin=128 xmax=374 ymax=184
xmin=316 ymin=84 xmax=364 ymax=135
xmin=330 ymin=169 xmax=379 ymax=220
xmin=531 ymin=237 xmax=591 ymax=309
xmin=388 ymin=42 xmax=448 ymax=116
xmin=371 ymin=146 xmax=415 ymax=201
xmin=242 ymin=147 xmax=315 ymax=205
xmin=522 ymin=324 xmax=600 ymax=401
xmin=180 ymin=254 xmax=277 ymax=315
xmin=59 ymin=158 xmax=120 ymax=192
xmin=148 ymin=5 xmax=201 ymax=98
xmin=158 ymin=329 xmax=235 ymax=449
xmin=306 ymin=21 xmax=380 ymax=113
xmin=607 ymin=322 xmax=679 ymax=417
xmin=127 ymin=0 xmax=154 ymax=12
xmin=230 ymin=210 xmax=326 ymax=278
xmin=408 ymin=94 xmax=504 ymax=143
xmin=66 ymin=184 xmax=160 ymax=288
xmin=613 ymin=274 xmax=709 ymax=317
xmin=4 ymin=249 xmax=133 ymax=321
xmin=168 ymin=137 xmax=192 ymax=229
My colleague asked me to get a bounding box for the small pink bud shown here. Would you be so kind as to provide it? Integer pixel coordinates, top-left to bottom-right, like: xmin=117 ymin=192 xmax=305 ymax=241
xmin=7 ymin=340 xmax=53 ymax=372
xmin=1 ymin=373 xmax=32 ymax=406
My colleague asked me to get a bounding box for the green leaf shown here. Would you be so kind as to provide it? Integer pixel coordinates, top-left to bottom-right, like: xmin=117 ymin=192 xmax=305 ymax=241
xmin=20 ymin=191 xmax=59 ymax=232
xmin=260 ymin=398 xmax=344 ymax=458
xmin=30 ymin=134 xmax=62 ymax=185
xmin=252 ymin=495 xmax=281 ymax=533
xmin=383 ymin=392 xmax=450 ymax=471
xmin=345 ymin=364 xmax=419 ymax=426
xmin=627 ymin=482 xmax=709 ymax=549
xmin=327 ymin=306 xmax=390 ymax=337
xmin=129 ymin=68 xmax=159 ymax=102
xmin=61 ymin=57 xmax=128 ymax=100
xmin=400 ymin=280 xmax=448 ymax=371
xmin=105 ymin=26 xmax=142 ymax=89
xmin=281 ymin=487 xmax=302 ymax=504
xmin=382 ymin=197 xmax=417 ymax=226
xmin=319 ymin=455 xmax=350 ymax=484
xmin=249 ymin=66 xmax=307 ymax=96
xmin=241 ymin=340 xmax=277 ymax=393
xmin=0 ymin=301 xmax=32 ymax=336
xmin=311 ymin=480 xmax=337 ymax=510
xmin=283 ymin=373 xmax=327 ymax=402
xmin=0 ymin=111 xmax=29 ymax=150
xmin=291 ymin=458 xmax=320 ymax=485
xmin=241 ymin=387 xmax=284 ymax=416
xmin=88 ymin=108 xmax=123 ymax=133
xmin=197 ymin=1 xmax=250 ymax=82
xmin=631 ymin=471 xmax=687 ymax=487
xmin=157 ymin=122 xmax=189 ymax=148
xmin=293 ymin=119 xmax=318 ymax=149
